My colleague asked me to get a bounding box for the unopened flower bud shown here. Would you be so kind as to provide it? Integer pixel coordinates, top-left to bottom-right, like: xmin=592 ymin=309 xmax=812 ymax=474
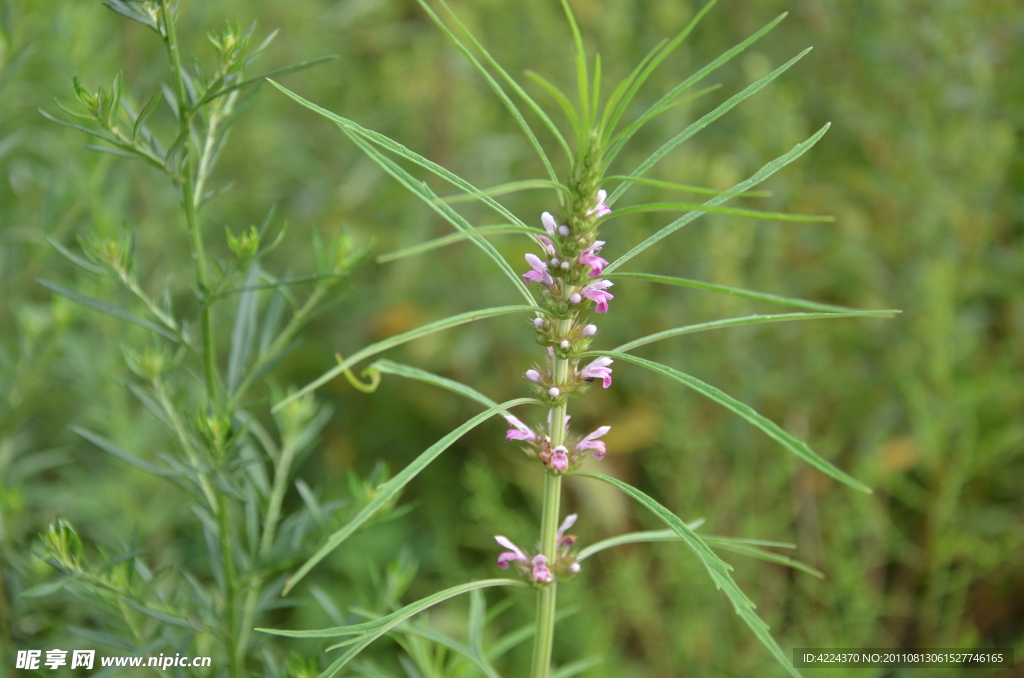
xmin=560 ymin=340 xmax=570 ymax=349
xmin=534 ymin=317 xmax=545 ymax=328
xmin=558 ymin=225 xmax=570 ymax=237
xmin=551 ymin=258 xmax=559 ymax=266
xmin=568 ymin=293 xmax=581 ymax=304
xmin=582 ymin=324 xmax=597 ymax=336
xmin=560 ymin=261 xmax=570 ymax=270
xmin=548 ymin=387 xmax=560 ymax=397
xmin=525 ymin=369 xmax=541 ymax=382
xmin=569 ymin=563 xmax=581 ymax=573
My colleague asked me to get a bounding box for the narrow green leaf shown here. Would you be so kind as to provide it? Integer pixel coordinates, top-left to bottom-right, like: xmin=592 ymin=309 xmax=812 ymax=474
xmin=194 ymin=55 xmax=339 ymax=108
xmin=132 ymin=90 xmax=163 ymax=141
xmin=19 ymin=577 xmax=74 ymax=599
xmin=377 ymin=225 xmax=542 ymax=263
xmin=552 ymin=657 xmax=604 ymax=678
xmin=369 ymin=360 xmax=499 ymax=409
xmin=342 ymin=130 xmax=535 ymax=304
xmin=704 ymin=540 xmax=824 ymax=579
xmin=605 ymin=175 xmax=771 ymax=198
xmin=227 ymin=265 xmax=260 ymax=395
xmin=36 ymin=279 xmax=178 ymax=341
xmin=71 ymin=426 xmax=178 ymax=478
xmin=281 ymin=399 xmax=537 ymax=593
xmin=524 ymin=70 xmax=582 ymax=140
xmin=602 ymin=0 xmax=718 ymax=138
xmin=558 ymin=0 xmax=589 ymax=128
xmin=608 ymin=272 xmax=870 ymax=313
xmin=604 ymin=13 xmax=792 ymax=184
xmin=423 ymin=0 xmax=572 ymax=169
xmin=272 ymin=306 xmax=539 ymax=413
xmin=601 ymin=201 xmax=834 ymax=224
xmin=439 ymin=179 xmax=567 ymax=204
xmin=614 ymin=311 xmax=897 ymax=353
xmin=588 ymin=352 xmax=871 ymax=493
xmin=382 ymin=619 xmax=500 ymax=678
xmin=604 ymin=84 xmax=723 ymax=161
xmin=267 ymin=80 xmax=530 ymax=232
xmin=45 ymin=236 xmax=107 ymax=275
xmin=576 ymin=523 xmax=706 ymax=561
xmin=605 ymin=123 xmax=830 ymax=273
xmin=601 ymin=38 xmax=668 ymax=134
xmin=123 ymin=599 xmax=200 ymax=630
xmin=571 ymin=472 xmax=801 ymax=678
xmin=282 ymin=580 xmax=528 ymax=678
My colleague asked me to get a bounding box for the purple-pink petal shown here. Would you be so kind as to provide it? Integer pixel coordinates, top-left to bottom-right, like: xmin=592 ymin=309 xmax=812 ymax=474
xmin=550 ymin=446 xmax=569 ymax=473
xmin=581 ymin=357 xmax=613 ymax=389
xmin=523 ymin=253 xmax=554 ymax=286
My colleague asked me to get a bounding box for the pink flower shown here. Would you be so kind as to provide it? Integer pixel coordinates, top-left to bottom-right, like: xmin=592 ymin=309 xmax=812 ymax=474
xmin=578 ymin=241 xmax=608 ymax=278
xmin=557 ymin=514 xmax=578 ymax=546
xmin=581 ymin=357 xmax=613 ymax=389
xmin=523 ymin=253 xmax=554 ymax=286
xmin=495 ymin=535 xmax=528 ymax=569
xmin=505 ymin=415 xmax=536 ymax=442
xmin=541 ymin=212 xmax=557 ymax=236
xmin=537 ymin=235 xmax=556 ymax=256
xmin=532 ymin=555 xmax=553 ymax=583
xmin=550 ymin=446 xmax=569 ymax=473
xmin=587 ymin=189 xmax=612 ymax=218
xmin=576 ymin=425 xmax=611 ymax=460
xmin=582 ymin=280 xmax=614 ymax=313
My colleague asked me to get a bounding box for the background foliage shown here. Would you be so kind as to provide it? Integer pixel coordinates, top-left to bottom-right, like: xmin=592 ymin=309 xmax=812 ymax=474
xmin=1 ymin=0 xmax=1021 ymax=675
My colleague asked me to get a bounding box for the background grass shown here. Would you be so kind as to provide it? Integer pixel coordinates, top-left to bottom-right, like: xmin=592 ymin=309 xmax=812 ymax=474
xmin=1 ymin=0 xmax=1022 ymax=676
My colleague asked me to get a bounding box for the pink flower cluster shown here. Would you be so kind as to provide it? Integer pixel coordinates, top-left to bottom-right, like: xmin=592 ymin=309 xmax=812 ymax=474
xmin=495 ymin=514 xmax=582 ymax=585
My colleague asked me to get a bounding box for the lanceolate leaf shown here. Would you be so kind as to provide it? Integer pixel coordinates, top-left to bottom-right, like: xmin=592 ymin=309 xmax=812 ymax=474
xmin=605 ymin=176 xmax=771 ymax=198
xmin=605 ymin=123 xmax=831 ymax=273
xmin=588 ymin=351 xmax=872 ymax=493
xmin=272 ymin=306 xmax=540 ymax=413
xmin=425 ymin=0 xmax=573 ymax=167
xmin=439 ymin=179 xmax=567 ymax=204
xmin=377 ymin=225 xmax=543 ymax=264
xmin=607 ymin=272 xmax=864 ymax=313
xmin=572 ymin=472 xmax=801 ymax=678
xmin=601 ymin=0 xmax=718 ymax=139
xmin=600 ymin=201 xmax=834 ymax=224
xmin=613 ymin=311 xmax=897 ymax=353
xmin=577 ymin=524 xmax=706 ymax=561
xmin=37 ymin=279 xmax=178 ymax=341
xmin=577 ymin=529 xmax=822 ymax=578
xmin=267 ymin=80 xmax=529 ymax=231
xmin=369 ymin=360 xmax=499 ymax=409
xmin=342 ymin=130 xmax=535 ymax=304
xmin=281 ymin=399 xmax=538 ymax=594
xmin=604 ymin=14 xmax=793 ymax=183
xmin=261 ymin=579 xmax=527 ymax=678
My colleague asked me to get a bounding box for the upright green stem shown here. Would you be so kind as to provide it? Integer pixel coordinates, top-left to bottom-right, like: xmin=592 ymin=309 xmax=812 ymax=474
xmin=217 ymin=493 xmax=240 ymax=678
xmin=161 ymin=0 xmax=218 ymax=406
xmin=531 ymin=314 xmax=571 ymax=678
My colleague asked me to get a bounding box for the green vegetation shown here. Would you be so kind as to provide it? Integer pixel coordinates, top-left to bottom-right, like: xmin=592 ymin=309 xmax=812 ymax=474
xmin=1 ymin=0 xmax=1020 ymax=676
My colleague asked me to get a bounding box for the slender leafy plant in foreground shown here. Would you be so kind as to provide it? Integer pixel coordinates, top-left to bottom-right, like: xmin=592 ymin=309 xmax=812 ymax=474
xmin=29 ymin=2 xmax=387 ymax=676
xmin=262 ymin=1 xmax=897 ymax=675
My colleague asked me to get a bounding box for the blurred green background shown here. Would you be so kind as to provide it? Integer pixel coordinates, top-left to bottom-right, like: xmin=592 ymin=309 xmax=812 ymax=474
xmin=2 ymin=0 xmax=1022 ymax=675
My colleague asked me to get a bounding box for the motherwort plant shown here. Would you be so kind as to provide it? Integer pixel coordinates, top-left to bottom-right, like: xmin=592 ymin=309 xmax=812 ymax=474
xmin=29 ymin=2 xmax=390 ymax=676
xmin=262 ymin=1 xmax=896 ymax=676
